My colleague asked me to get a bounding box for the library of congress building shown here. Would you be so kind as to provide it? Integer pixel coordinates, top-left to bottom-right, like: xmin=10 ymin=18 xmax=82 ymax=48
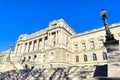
xmin=1 ymin=19 xmax=120 ymax=69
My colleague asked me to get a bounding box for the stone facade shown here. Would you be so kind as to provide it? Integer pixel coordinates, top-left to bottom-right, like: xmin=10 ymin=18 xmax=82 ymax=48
xmin=1 ymin=19 xmax=120 ymax=70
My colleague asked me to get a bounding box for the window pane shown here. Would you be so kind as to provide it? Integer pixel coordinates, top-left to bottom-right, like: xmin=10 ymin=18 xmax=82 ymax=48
xmin=84 ymin=55 xmax=87 ymax=61
xmin=99 ymin=39 xmax=104 ymax=47
xmin=90 ymin=41 xmax=95 ymax=48
xmin=93 ymin=54 xmax=97 ymax=61
xmin=103 ymin=53 xmax=107 ymax=60
xmin=82 ymin=43 xmax=86 ymax=50
xmin=76 ymin=56 xmax=79 ymax=62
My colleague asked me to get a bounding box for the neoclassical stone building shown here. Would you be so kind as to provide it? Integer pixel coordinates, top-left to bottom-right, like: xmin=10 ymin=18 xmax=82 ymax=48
xmin=1 ymin=19 xmax=120 ymax=69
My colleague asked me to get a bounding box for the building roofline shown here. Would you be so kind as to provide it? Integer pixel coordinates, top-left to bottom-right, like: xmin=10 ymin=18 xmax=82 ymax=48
xmin=17 ymin=19 xmax=76 ymax=41
xmin=71 ymin=23 xmax=120 ymax=38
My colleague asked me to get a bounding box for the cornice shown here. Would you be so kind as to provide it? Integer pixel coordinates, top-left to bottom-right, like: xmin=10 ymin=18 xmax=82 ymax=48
xmin=71 ymin=23 xmax=120 ymax=38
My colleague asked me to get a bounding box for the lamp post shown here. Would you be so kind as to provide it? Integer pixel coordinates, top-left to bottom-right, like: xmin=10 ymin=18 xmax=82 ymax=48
xmin=100 ymin=9 xmax=115 ymax=41
xmin=100 ymin=9 xmax=119 ymax=52
xmin=6 ymin=44 xmax=13 ymax=61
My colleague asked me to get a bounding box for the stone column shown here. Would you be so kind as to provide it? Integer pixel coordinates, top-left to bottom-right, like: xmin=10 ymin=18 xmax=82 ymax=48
xmin=59 ymin=31 xmax=62 ymax=44
xmin=17 ymin=44 xmax=20 ymax=53
xmin=21 ymin=43 xmax=25 ymax=54
xmin=42 ymin=37 xmax=45 ymax=51
xmin=25 ymin=43 xmax=28 ymax=53
xmin=48 ymin=33 xmax=50 ymax=45
xmin=15 ymin=44 xmax=18 ymax=54
xmin=57 ymin=31 xmax=60 ymax=44
xmin=31 ymin=41 xmax=34 ymax=51
xmin=28 ymin=42 xmax=30 ymax=52
xmin=36 ymin=39 xmax=39 ymax=50
xmin=56 ymin=31 xmax=58 ymax=44
xmin=20 ymin=43 xmax=22 ymax=53
xmin=23 ymin=43 xmax=27 ymax=53
xmin=49 ymin=33 xmax=52 ymax=45
xmin=17 ymin=43 xmax=21 ymax=54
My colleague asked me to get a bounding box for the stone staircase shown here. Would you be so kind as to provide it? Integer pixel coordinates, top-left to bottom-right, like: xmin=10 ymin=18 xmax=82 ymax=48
xmin=0 ymin=61 xmax=23 ymax=72
xmin=0 ymin=65 xmax=99 ymax=80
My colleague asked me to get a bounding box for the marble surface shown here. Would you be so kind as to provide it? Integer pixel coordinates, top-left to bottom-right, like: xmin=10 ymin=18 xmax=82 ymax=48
xmin=108 ymin=51 xmax=120 ymax=78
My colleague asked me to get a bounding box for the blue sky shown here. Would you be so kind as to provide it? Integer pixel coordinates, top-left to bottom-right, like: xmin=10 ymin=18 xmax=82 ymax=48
xmin=0 ymin=0 xmax=120 ymax=52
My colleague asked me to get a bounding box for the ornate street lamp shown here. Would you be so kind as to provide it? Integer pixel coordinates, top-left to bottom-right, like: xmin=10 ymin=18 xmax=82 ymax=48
xmin=6 ymin=44 xmax=13 ymax=61
xmin=100 ymin=9 xmax=119 ymax=52
xmin=100 ymin=9 xmax=114 ymax=41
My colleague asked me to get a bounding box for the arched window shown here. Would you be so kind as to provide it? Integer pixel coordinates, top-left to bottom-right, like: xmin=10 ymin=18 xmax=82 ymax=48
xmin=76 ymin=56 xmax=79 ymax=62
xmin=28 ymin=56 xmax=31 ymax=61
xmin=33 ymin=55 xmax=37 ymax=61
xmin=25 ymin=64 xmax=28 ymax=69
xmin=93 ymin=54 xmax=97 ymax=61
xmin=34 ymin=55 xmax=37 ymax=59
xmin=103 ymin=52 xmax=107 ymax=60
xmin=43 ymin=55 xmax=45 ymax=62
xmin=84 ymin=55 xmax=88 ymax=61
xmin=31 ymin=66 xmax=34 ymax=70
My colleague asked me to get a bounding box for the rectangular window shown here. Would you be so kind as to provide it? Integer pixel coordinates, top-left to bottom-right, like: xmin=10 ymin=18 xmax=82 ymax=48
xmin=74 ymin=43 xmax=78 ymax=51
xmin=90 ymin=41 xmax=95 ymax=48
xmin=99 ymin=39 xmax=104 ymax=47
xmin=82 ymin=43 xmax=86 ymax=50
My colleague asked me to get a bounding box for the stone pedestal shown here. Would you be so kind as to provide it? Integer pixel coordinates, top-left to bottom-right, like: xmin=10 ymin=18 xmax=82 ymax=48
xmin=105 ymin=39 xmax=120 ymax=78
xmin=104 ymin=39 xmax=119 ymax=53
